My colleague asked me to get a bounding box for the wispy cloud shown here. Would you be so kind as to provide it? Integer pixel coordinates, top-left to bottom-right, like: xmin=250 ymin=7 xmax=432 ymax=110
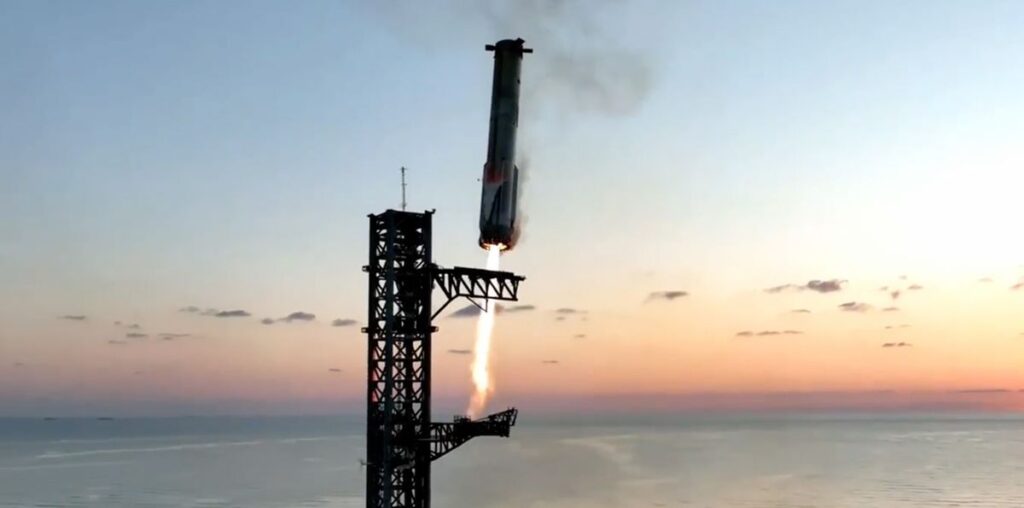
xmin=573 ymin=333 xmax=587 ymax=339
xmin=262 ymin=312 xmax=315 ymax=323
xmin=882 ymin=306 xmax=900 ymax=312
xmin=125 ymin=332 xmax=147 ymax=339
xmin=281 ymin=311 xmax=315 ymax=323
xmin=646 ymin=290 xmax=688 ymax=302
xmin=541 ymin=360 xmax=560 ymax=365
xmin=555 ymin=308 xmax=585 ymax=314
xmin=978 ymin=277 xmax=993 ymax=283
xmin=328 ymin=368 xmax=342 ymax=373
xmin=765 ymin=279 xmax=846 ymax=294
xmin=179 ymin=306 xmax=208 ymax=314
xmin=504 ymin=304 xmax=536 ymax=313
xmin=886 ymin=280 xmax=923 ymax=294
xmin=181 ymin=306 xmax=249 ymax=317
xmin=108 ymin=340 xmax=127 ymax=345
xmin=790 ymin=308 xmax=811 ymax=314
xmin=884 ymin=324 xmax=911 ymax=330
xmin=447 ymin=349 xmax=472 ymax=355
xmin=807 ymin=279 xmax=845 ymax=293
xmin=1012 ymin=281 xmax=1023 ymax=290
xmin=839 ymin=302 xmax=871 ymax=313
xmin=449 ymin=304 xmax=487 ymax=318
xmin=215 ymin=310 xmax=250 ymax=318
xmin=332 ymin=318 xmax=357 ymax=327
xmin=158 ymin=332 xmax=190 ymax=341
xmin=449 ymin=303 xmax=534 ymax=318
xmin=739 ymin=330 xmax=804 ymax=337
xmin=553 ymin=307 xmax=586 ymax=322
xmin=882 ymin=342 xmax=912 ymax=348
xmin=59 ymin=315 xmax=87 ymax=321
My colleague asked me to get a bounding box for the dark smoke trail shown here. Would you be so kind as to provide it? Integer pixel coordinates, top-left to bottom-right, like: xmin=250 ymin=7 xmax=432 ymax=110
xmin=474 ymin=1 xmax=656 ymax=249
xmin=370 ymin=1 xmax=657 ymax=247
xmin=474 ymin=0 xmax=655 ymax=118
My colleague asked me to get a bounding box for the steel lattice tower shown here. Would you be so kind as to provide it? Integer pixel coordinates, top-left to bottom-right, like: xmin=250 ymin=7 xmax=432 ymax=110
xmin=364 ymin=210 xmax=523 ymax=508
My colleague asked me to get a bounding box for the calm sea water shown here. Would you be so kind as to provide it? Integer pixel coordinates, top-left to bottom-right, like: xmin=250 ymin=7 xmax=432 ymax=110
xmin=0 ymin=413 xmax=1022 ymax=507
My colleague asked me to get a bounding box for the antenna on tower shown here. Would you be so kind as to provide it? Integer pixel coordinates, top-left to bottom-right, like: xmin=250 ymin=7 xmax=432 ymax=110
xmin=400 ymin=166 xmax=407 ymax=211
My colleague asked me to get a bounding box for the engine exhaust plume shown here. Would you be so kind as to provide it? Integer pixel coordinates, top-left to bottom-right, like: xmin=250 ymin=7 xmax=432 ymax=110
xmin=467 ymin=244 xmax=502 ymax=417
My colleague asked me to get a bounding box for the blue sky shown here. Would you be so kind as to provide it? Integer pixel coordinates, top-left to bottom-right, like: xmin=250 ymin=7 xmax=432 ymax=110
xmin=2 ymin=1 xmax=1023 ymax=415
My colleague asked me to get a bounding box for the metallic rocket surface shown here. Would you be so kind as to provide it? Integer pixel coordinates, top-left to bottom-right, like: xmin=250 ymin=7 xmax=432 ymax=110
xmin=479 ymin=38 xmax=531 ymax=250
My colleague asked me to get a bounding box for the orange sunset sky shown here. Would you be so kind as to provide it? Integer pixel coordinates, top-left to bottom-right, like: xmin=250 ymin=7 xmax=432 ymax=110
xmin=2 ymin=1 xmax=1023 ymax=415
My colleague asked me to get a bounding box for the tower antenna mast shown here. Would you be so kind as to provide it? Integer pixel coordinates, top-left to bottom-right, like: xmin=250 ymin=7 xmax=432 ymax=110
xmin=400 ymin=166 xmax=407 ymax=211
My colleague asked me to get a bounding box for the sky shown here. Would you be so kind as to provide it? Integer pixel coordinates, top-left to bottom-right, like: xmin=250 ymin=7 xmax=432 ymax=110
xmin=1 ymin=0 xmax=1023 ymax=416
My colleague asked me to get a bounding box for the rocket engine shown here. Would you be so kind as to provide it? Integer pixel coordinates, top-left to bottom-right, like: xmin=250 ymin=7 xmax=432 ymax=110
xmin=479 ymin=38 xmax=532 ymax=250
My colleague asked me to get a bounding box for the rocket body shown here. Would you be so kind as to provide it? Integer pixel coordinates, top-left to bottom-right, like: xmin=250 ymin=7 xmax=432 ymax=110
xmin=479 ymin=38 xmax=531 ymax=250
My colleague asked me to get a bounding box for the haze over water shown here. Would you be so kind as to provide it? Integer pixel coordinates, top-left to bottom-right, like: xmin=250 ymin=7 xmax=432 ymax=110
xmin=2 ymin=413 xmax=1022 ymax=508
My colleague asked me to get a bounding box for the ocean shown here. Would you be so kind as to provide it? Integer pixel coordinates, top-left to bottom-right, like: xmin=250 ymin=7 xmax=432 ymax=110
xmin=1 ymin=413 xmax=1022 ymax=507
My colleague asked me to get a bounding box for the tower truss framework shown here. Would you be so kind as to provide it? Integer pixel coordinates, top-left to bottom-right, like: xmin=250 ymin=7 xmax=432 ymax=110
xmin=364 ymin=210 xmax=524 ymax=508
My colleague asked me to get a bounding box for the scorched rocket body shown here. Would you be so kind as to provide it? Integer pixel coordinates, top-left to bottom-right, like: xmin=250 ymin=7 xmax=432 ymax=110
xmin=479 ymin=38 xmax=532 ymax=250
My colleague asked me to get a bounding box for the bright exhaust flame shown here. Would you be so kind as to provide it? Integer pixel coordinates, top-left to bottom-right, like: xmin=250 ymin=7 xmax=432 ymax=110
xmin=467 ymin=244 xmax=502 ymax=418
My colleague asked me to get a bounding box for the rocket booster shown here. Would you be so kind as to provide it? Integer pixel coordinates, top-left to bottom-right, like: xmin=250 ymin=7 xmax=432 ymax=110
xmin=479 ymin=38 xmax=532 ymax=250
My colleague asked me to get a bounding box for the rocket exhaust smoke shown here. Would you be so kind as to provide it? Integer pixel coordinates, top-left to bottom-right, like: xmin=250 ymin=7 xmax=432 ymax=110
xmin=467 ymin=244 xmax=502 ymax=418
xmin=374 ymin=3 xmax=656 ymax=251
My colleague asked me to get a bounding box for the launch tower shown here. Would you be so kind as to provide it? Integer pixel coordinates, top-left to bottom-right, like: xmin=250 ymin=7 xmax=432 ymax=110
xmin=364 ymin=209 xmax=524 ymax=508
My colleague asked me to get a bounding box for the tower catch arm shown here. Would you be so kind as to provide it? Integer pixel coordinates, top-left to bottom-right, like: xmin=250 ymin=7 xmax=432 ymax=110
xmin=426 ymin=408 xmax=518 ymax=461
xmin=431 ymin=266 xmax=525 ymax=320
